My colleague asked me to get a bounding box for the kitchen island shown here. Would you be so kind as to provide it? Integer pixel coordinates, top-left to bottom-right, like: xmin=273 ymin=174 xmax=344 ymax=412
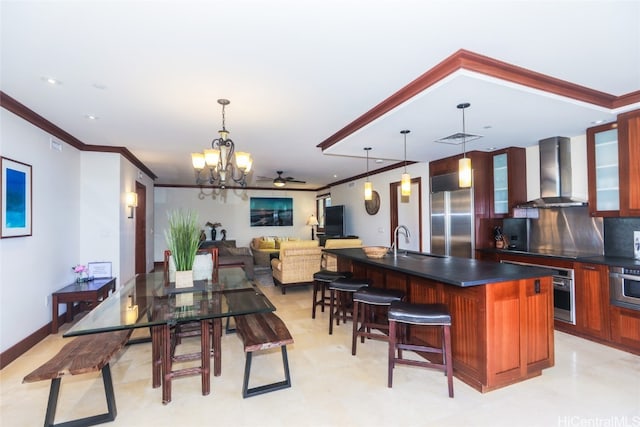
xmin=324 ymin=248 xmax=556 ymax=392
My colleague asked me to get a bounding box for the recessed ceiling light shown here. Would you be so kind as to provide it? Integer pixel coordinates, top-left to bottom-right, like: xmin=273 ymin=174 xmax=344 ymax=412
xmin=483 ymin=125 xmax=492 ymax=130
xmin=84 ymin=114 xmax=99 ymax=120
xmin=41 ymin=76 xmax=61 ymax=85
xmin=591 ymin=119 xmax=605 ymax=125
xmin=375 ymin=159 xmax=384 ymax=163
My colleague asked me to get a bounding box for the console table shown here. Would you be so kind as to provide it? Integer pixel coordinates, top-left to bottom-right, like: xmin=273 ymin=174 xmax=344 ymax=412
xmin=51 ymin=277 xmax=116 ymax=334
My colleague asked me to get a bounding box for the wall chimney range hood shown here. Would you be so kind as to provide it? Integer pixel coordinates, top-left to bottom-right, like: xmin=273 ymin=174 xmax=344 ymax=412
xmin=519 ymin=136 xmax=588 ymax=208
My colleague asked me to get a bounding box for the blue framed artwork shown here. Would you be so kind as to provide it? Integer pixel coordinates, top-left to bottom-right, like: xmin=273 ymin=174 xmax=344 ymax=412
xmin=1 ymin=157 xmax=32 ymax=238
xmin=250 ymin=197 xmax=293 ymax=226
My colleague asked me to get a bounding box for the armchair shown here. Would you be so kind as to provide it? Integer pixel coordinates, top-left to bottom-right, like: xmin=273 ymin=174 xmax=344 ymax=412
xmin=271 ymin=240 xmax=322 ymax=294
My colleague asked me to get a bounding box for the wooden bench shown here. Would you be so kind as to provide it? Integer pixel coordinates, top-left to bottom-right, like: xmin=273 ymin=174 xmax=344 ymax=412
xmin=23 ymin=329 xmax=132 ymax=427
xmin=234 ymin=312 xmax=294 ymax=398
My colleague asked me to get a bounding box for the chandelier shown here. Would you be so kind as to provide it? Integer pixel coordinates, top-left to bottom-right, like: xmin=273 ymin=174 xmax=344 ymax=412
xmin=191 ymin=99 xmax=253 ymax=188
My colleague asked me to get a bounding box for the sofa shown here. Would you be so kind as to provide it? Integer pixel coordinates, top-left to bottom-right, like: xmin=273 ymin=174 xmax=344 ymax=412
xmin=271 ymin=240 xmax=322 ymax=294
xmin=250 ymin=236 xmax=299 ymax=267
xmin=199 ymin=240 xmax=254 ymax=280
xmin=321 ymin=238 xmax=363 ymax=271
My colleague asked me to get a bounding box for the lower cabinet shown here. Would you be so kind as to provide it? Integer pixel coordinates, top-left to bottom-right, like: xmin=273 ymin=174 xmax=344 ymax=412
xmin=574 ymin=262 xmax=610 ymax=340
xmin=610 ymin=306 xmax=640 ymax=353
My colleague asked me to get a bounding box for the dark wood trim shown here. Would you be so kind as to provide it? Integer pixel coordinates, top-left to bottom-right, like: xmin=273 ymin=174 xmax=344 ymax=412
xmin=318 ymin=49 xmax=633 ymax=151
xmin=0 ymin=91 xmax=157 ymax=180
xmin=389 ymin=177 xmax=423 ymax=252
xmin=135 ymin=181 xmax=147 ymax=274
xmin=155 ymin=162 xmax=417 ymax=192
xmin=613 ymin=90 xmax=640 ymax=109
xmin=0 ymin=322 xmax=53 ymax=369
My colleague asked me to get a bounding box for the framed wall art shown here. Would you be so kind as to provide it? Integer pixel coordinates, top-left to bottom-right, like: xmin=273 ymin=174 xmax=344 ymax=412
xmin=1 ymin=157 xmax=32 ymax=238
xmin=250 ymin=197 xmax=293 ymax=226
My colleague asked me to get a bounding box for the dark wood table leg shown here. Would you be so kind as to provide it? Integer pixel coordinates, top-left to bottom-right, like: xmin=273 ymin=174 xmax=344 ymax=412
xmin=161 ymin=324 xmax=172 ymax=404
xmin=66 ymin=302 xmax=73 ymax=323
xmin=213 ymin=318 xmax=222 ymax=376
xmin=151 ymin=325 xmax=162 ymax=389
xmin=51 ymin=295 xmax=59 ymax=334
xmin=201 ymin=319 xmax=211 ymax=396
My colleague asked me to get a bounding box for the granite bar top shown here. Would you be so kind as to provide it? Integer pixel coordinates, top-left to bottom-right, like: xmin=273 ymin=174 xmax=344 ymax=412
xmin=323 ymin=248 xmax=555 ymax=287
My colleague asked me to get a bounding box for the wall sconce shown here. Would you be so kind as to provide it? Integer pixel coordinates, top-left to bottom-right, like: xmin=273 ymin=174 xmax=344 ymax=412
xmin=125 ymin=192 xmax=138 ymax=219
xmin=306 ymin=214 xmax=319 ymax=240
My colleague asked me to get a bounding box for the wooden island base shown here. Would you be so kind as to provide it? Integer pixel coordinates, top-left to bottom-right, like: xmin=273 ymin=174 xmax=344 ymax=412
xmin=339 ymin=257 xmax=555 ymax=393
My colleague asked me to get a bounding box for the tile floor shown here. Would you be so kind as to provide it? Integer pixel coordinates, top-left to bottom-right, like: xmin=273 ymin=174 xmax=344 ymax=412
xmin=2 ymin=279 xmax=639 ymax=427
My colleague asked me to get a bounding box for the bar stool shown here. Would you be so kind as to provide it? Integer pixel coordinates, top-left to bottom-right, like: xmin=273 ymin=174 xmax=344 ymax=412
xmin=328 ymin=277 xmax=371 ymax=335
xmin=312 ymin=270 xmax=352 ymax=319
xmin=387 ymin=301 xmax=454 ymax=398
xmin=351 ymin=287 xmax=405 ymax=355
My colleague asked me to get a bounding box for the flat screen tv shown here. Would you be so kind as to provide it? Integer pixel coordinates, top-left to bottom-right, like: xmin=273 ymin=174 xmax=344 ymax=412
xmin=324 ymin=205 xmax=345 ymax=237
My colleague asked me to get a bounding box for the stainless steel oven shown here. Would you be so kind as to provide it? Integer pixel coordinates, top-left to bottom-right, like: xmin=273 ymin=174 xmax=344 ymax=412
xmin=610 ymin=267 xmax=640 ymax=311
xmin=501 ymin=260 xmax=575 ymax=324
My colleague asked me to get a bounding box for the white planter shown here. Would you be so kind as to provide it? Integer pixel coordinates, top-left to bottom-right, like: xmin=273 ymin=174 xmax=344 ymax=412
xmin=175 ymin=270 xmax=193 ymax=288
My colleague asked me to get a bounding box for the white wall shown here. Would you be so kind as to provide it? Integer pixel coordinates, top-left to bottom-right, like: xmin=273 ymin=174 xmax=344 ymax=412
xmin=0 ymin=108 xmax=154 ymax=353
xmin=329 ymin=162 xmax=430 ymax=251
xmin=153 ymin=187 xmax=316 ymax=261
xmin=0 ymin=109 xmax=81 ymax=352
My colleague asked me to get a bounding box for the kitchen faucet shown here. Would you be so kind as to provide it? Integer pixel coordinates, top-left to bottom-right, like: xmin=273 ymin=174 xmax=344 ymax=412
xmin=392 ymin=225 xmax=410 ymax=258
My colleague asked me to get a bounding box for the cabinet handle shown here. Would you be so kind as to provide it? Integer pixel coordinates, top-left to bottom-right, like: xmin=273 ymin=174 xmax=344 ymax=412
xmin=581 ymin=265 xmax=597 ymax=270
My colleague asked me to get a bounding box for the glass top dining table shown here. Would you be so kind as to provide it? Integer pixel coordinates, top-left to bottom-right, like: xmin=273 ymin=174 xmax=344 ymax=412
xmin=65 ymin=267 xmax=275 ymax=335
xmin=64 ymin=267 xmax=276 ymax=404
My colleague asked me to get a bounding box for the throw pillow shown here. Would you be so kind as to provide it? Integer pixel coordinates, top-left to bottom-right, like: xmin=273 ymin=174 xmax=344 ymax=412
xmin=258 ymin=240 xmax=276 ymax=250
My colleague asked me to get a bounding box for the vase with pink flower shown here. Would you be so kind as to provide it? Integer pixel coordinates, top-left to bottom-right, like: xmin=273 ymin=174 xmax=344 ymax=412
xmin=73 ymin=264 xmax=89 ymax=283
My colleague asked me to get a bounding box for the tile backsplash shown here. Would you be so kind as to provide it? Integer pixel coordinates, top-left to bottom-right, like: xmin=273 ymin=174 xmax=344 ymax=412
xmin=604 ymin=217 xmax=640 ymax=258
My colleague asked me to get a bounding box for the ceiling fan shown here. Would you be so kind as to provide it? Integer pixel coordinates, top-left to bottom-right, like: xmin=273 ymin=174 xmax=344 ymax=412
xmin=256 ymin=171 xmax=306 ymax=187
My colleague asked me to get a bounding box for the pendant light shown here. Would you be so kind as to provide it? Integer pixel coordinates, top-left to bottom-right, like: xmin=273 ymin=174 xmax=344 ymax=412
xmin=457 ymin=102 xmax=472 ymax=188
xmin=400 ymin=130 xmax=411 ymax=196
xmin=364 ymin=147 xmax=373 ymax=201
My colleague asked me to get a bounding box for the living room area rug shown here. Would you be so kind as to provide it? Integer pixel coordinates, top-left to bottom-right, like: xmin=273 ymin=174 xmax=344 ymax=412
xmin=253 ymin=266 xmax=274 ymax=287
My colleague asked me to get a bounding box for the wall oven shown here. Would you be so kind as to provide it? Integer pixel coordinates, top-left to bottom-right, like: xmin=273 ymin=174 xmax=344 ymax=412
xmin=610 ymin=267 xmax=640 ymax=311
xmin=500 ymin=260 xmax=576 ymax=324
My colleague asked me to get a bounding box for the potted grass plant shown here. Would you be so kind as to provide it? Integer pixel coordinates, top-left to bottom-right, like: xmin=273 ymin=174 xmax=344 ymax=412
xmin=165 ymin=209 xmax=201 ymax=288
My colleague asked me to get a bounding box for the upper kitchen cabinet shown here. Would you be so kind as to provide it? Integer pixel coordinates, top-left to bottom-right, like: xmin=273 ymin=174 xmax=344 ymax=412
xmin=587 ymin=109 xmax=640 ymax=217
xmin=617 ymin=109 xmax=640 ymax=217
xmin=587 ymin=121 xmax=619 ymax=216
xmin=490 ymin=147 xmax=526 ymax=218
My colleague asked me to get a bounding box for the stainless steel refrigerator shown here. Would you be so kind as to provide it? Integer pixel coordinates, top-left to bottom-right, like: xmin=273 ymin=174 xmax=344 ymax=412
xmin=430 ymin=172 xmax=474 ymax=258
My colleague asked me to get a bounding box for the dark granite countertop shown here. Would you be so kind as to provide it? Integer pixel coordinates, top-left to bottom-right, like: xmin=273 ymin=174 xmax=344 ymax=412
xmin=323 ymin=248 xmax=555 ymax=287
xmin=575 ymin=255 xmax=640 ymax=268
xmin=477 ymin=248 xmax=640 ymax=268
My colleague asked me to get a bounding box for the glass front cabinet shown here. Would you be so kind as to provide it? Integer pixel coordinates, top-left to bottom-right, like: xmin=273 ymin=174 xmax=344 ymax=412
xmin=490 ymin=147 xmax=526 ymax=218
xmin=587 ymin=122 xmax=619 ymax=216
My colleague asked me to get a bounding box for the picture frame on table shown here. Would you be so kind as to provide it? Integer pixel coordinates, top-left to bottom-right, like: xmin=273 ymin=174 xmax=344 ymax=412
xmin=88 ymin=262 xmax=112 ymax=278
xmin=1 ymin=157 xmax=32 ymax=238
